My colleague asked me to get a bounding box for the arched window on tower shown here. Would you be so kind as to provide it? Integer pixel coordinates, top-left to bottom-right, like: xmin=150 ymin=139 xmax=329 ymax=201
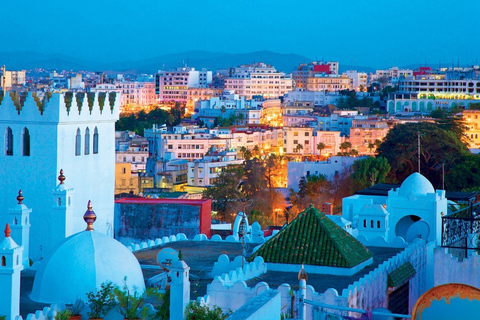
xmin=5 ymin=127 xmax=13 ymax=156
xmin=75 ymin=128 xmax=81 ymax=156
xmin=93 ymin=127 xmax=99 ymax=154
xmin=85 ymin=127 xmax=90 ymax=155
xmin=1 ymin=256 xmax=5 ymax=266
xmin=22 ymin=127 xmax=30 ymax=156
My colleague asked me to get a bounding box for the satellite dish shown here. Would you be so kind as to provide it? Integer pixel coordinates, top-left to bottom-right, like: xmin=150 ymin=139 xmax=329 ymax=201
xmin=157 ymin=248 xmax=179 ymax=271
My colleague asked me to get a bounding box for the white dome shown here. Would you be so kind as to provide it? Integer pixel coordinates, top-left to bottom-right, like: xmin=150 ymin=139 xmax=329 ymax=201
xmin=399 ymin=172 xmax=435 ymax=197
xmin=31 ymin=230 xmax=145 ymax=304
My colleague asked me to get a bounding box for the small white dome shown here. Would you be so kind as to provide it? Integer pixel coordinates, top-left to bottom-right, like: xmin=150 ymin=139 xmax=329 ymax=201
xmin=31 ymin=231 xmax=145 ymax=304
xmin=399 ymin=172 xmax=435 ymax=197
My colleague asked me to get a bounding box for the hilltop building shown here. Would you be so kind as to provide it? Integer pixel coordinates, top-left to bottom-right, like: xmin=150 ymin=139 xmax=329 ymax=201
xmin=224 ymin=63 xmax=293 ymax=99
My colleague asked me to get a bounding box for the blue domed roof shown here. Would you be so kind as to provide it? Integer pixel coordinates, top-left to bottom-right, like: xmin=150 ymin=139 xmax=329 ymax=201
xmin=399 ymin=172 xmax=435 ymax=197
xmin=31 ymin=231 xmax=145 ymax=304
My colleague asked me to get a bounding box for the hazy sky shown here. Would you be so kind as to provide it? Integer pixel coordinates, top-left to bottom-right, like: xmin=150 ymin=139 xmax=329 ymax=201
xmin=2 ymin=0 xmax=479 ymax=68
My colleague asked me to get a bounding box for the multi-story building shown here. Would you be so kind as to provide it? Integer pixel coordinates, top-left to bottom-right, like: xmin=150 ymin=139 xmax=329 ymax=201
xmin=386 ymin=92 xmax=480 ymax=114
xmin=292 ymin=62 xmax=339 ymax=88
xmin=283 ymin=127 xmax=342 ymax=156
xmin=224 ymin=63 xmax=293 ymax=99
xmin=193 ymin=91 xmax=264 ymax=126
xmin=370 ymin=67 xmax=414 ymax=84
xmin=260 ymin=99 xmax=283 ymax=127
xmin=187 ymin=149 xmax=243 ymax=187
xmin=115 ymin=162 xmax=139 ymax=195
xmin=344 ymin=70 xmax=368 ymax=91
xmin=349 ymin=119 xmax=390 ymax=154
xmin=186 ymin=87 xmax=222 ymax=114
xmin=115 ymin=81 xmax=157 ymax=112
xmin=1 ymin=68 xmax=26 ymax=89
xmin=398 ymin=78 xmax=480 ymax=95
xmin=116 ymin=151 xmax=148 ymax=172
xmin=155 ymin=67 xmax=212 ymax=102
xmin=306 ymin=74 xmax=351 ymax=92
xmin=288 ymin=156 xmax=360 ymax=191
xmin=316 ymin=113 xmax=356 ymax=137
xmin=463 ymin=110 xmax=480 ymax=148
xmin=284 ymin=88 xmax=342 ymax=106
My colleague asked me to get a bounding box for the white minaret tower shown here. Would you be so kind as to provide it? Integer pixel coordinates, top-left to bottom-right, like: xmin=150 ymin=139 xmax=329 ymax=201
xmin=170 ymin=253 xmax=190 ymax=320
xmin=0 ymin=224 xmax=24 ymax=320
xmin=51 ymin=169 xmax=75 ymax=247
xmin=9 ymin=190 xmax=31 ymax=268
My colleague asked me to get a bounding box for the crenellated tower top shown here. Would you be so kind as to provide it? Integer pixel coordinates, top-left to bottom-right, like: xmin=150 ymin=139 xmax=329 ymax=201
xmin=0 ymin=90 xmax=120 ymax=123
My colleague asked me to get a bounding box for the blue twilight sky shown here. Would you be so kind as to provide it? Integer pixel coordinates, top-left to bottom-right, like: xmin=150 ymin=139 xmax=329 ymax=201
xmin=1 ymin=0 xmax=479 ymax=68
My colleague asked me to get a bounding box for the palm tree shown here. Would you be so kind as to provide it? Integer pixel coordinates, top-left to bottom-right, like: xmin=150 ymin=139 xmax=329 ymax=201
xmin=296 ymin=144 xmax=303 ymax=154
xmin=340 ymin=141 xmax=352 ymax=153
xmin=367 ymin=142 xmax=375 ymax=154
xmin=317 ymin=142 xmax=325 ymax=159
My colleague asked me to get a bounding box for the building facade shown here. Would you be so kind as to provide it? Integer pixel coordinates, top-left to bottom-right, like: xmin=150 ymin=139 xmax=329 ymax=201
xmin=0 ymin=91 xmax=119 ymax=259
xmin=224 ymin=63 xmax=293 ymax=99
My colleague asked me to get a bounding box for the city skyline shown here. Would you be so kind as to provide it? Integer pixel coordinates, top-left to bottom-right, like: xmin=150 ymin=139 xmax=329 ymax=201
xmin=1 ymin=0 xmax=479 ymax=69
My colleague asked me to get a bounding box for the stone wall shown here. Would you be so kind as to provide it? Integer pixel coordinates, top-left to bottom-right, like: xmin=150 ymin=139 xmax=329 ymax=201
xmin=115 ymin=202 xmax=202 ymax=240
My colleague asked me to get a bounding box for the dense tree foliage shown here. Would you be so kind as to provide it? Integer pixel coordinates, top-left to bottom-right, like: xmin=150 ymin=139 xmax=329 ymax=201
xmin=203 ymin=154 xmax=286 ymax=225
xmin=336 ymin=90 xmax=380 ymax=111
xmin=115 ymin=104 xmax=185 ymax=135
xmin=350 ymin=157 xmax=390 ymax=192
xmin=376 ymin=122 xmax=480 ymax=190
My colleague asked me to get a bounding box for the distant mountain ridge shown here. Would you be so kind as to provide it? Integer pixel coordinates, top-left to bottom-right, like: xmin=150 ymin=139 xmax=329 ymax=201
xmin=0 ymin=50 xmax=376 ymax=74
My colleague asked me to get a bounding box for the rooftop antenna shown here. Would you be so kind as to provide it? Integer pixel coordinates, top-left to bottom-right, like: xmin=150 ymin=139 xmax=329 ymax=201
xmin=417 ymin=131 xmax=421 ymax=174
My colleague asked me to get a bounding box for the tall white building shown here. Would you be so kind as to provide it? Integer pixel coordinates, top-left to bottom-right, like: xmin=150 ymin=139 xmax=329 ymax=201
xmin=343 ymin=70 xmax=368 ymax=91
xmin=224 ymin=63 xmax=293 ymax=99
xmin=155 ymin=67 xmax=212 ymax=102
xmin=0 ymin=91 xmax=120 ymax=259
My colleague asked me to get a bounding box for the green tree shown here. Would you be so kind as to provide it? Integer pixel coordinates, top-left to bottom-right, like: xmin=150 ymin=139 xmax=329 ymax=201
xmin=317 ymin=142 xmax=326 ymax=158
xmin=185 ymin=301 xmax=231 ymax=320
xmin=295 ymin=144 xmax=303 ymax=153
xmin=446 ymin=154 xmax=480 ymax=191
xmin=203 ymin=165 xmax=244 ymax=220
xmin=367 ymin=142 xmax=375 ymax=153
xmin=350 ymin=157 xmax=391 ymax=193
xmin=377 ymin=122 xmax=468 ymax=188
xmin=469 ymin=102 xmax=480 ymax=110
xmin=340 ymin=141 xmax=352 ymax=153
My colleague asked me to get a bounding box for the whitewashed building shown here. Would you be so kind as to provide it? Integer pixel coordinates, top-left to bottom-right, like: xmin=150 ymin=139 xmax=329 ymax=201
xmin=0 ymin=91 xmax=119 ymax=259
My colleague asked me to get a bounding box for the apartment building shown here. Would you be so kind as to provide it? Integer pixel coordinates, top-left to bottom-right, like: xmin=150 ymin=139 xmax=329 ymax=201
xmin=292 ymin=61 xmax=339 ymax=88
xmin=224 ymin=63 xmax=293 ymax=99
xmin=306 ymin=74 xmax=351 ymax=92
xmin=116 ymin=81 xmax=157 ymax=109
xmin=187 ymin=149 xmax=243 ymax=187
xmin=349 ymin=119 xmax=390 ymax=155
xmin=283 ymin=127 xmax=342 ymax=156
xmin=344 ymin=70 xmax=368 ymax=91
xmin=284 ymin=88 xmax=342 ymax=106
xmin=155 ymin=67 xmax=212 ymax=102
xmin=463 ymin=110 xmax=480 ymax=148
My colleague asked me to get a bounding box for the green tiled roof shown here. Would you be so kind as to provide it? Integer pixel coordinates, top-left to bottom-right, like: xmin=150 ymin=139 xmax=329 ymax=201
xmin=249 ymin=205 xmax=373 ymax=268
xmin=387 ymin=262 xmax=416 ymax=288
